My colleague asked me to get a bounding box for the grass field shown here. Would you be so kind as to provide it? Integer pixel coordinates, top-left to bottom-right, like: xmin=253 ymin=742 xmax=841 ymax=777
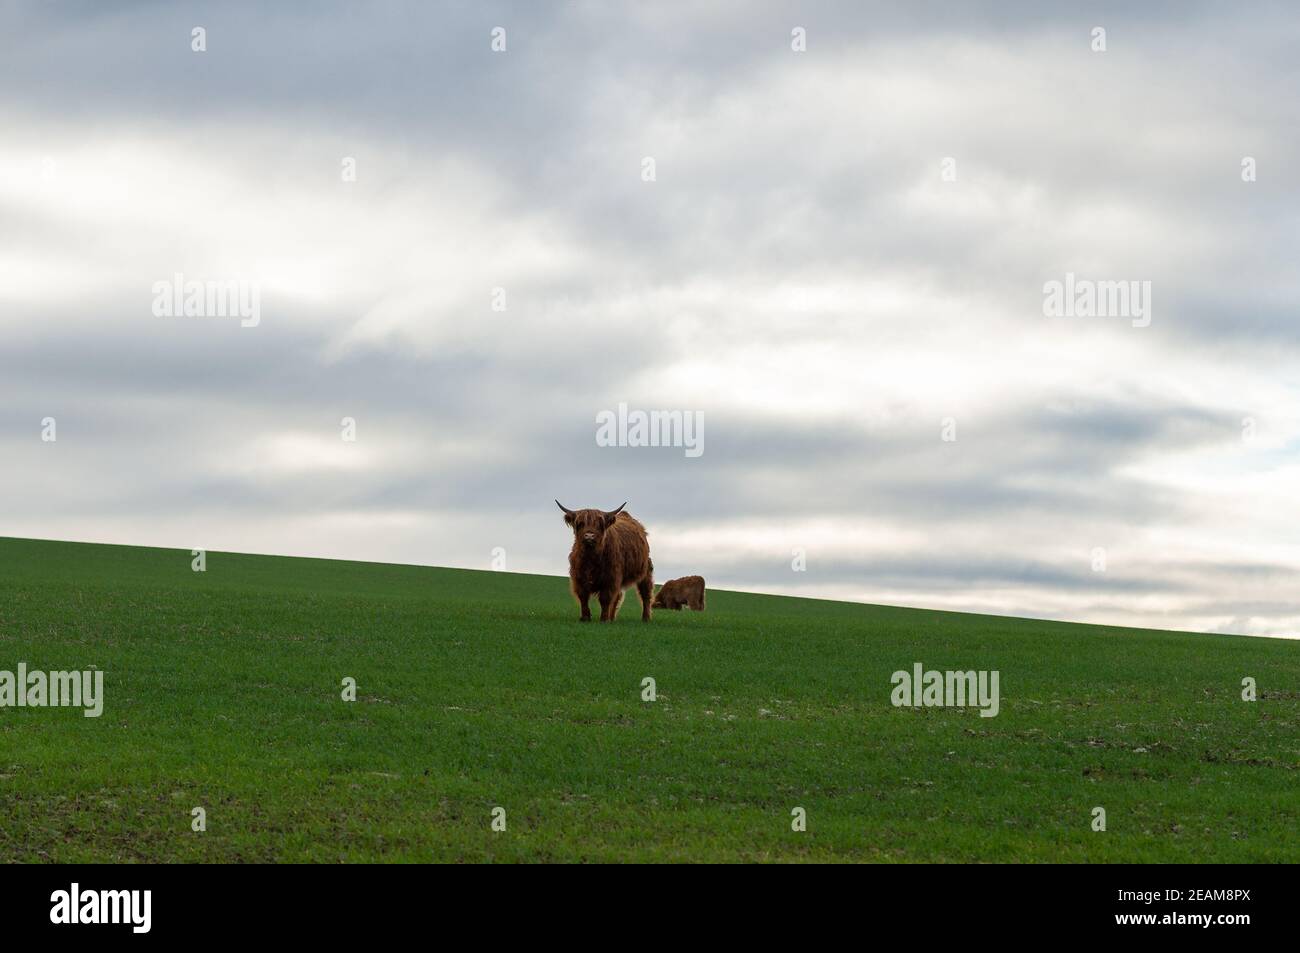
xmin=0 ymin=535 xmax=1296 ymax=863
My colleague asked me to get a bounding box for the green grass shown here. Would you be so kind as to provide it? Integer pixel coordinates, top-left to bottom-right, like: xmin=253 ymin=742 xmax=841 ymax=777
xmin=0 ymin=535 xmax=1295 ymax=863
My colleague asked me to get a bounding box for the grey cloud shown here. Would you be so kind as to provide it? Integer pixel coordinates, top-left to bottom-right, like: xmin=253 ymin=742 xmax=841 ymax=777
xmin=2 ymin=2 xmax=1297 ymax=637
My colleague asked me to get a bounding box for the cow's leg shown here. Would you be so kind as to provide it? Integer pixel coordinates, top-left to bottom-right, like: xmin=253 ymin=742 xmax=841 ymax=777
xmin=598 ymin=590 xmax=614 ymax=622
xmin=637 ymin=577 xmax=653 ymax=621
xmin=576 ymin=589 xmax=592 ymax=622
xmin=611 ymin=590 xmax=625 ymax=620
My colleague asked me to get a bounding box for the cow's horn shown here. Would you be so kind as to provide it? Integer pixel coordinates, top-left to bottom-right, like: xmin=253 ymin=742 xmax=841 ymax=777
xmin=607 ymin=502 xmax=627 ymax=516
xmin=555 ymin=500 xmax=576 ymax=515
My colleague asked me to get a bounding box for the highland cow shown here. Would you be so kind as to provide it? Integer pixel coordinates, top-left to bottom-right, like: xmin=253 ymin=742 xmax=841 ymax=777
xmin=652 ymin=575 xmax=706 ymax=612
xmin=556 ymin=500 xmax=654 ymax=622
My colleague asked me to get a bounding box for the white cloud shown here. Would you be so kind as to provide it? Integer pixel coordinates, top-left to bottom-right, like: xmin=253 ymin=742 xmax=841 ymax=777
xmin=2 ymin=3 xmax=1298 ymax=639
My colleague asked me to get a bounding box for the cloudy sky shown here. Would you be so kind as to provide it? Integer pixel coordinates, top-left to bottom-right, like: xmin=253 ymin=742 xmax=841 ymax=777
xmin=3 ymin=2 xmax=1298 ymax=637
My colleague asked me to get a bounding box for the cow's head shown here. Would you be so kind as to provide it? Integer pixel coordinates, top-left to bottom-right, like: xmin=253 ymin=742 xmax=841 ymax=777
xmin=556 ymin=500 xmax=626 ymax=549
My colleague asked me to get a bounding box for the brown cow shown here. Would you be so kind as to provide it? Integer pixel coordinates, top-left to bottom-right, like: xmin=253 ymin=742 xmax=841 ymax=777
xmin=652 ymin=575 xmax=706 ymax=611
xmin=556 ymin=500 xmax=654 ymax=622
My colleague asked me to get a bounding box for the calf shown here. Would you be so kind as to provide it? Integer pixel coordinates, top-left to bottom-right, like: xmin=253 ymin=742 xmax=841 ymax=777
xmin=652 ymin=575 xmax=706 ymax=611
xmin=556 ymin=500 xmax=654 ymax=622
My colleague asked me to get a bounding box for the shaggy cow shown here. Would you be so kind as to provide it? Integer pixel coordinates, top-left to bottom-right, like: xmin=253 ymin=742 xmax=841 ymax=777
xmin=652 ymin=575 xmax=706 ymax=611
xmin=556 ymin=500 xmax=654 ymax=622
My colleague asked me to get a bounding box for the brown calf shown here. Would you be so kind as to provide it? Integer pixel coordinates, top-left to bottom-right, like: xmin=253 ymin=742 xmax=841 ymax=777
xmin=556 ymin=500 xmax=654 ymax=622
xmin=652 ymin=575 xmax=706 ymax=611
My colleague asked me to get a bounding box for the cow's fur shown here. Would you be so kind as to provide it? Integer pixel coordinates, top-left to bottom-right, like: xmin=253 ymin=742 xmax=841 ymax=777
xmin=558 ymin=502 xmax=654 ymax=622
xmin=652 ymin=575 xmax=706 ymax=611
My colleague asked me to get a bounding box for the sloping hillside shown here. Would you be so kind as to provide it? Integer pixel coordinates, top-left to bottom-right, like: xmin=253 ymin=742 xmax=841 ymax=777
xmin=0 ymin=536 xmax=1294 ymax=862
